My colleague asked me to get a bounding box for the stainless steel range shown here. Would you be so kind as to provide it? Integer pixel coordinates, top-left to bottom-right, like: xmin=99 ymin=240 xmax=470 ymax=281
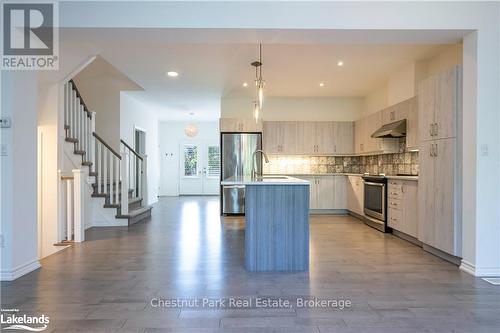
xmin=362 ymin=174 xmax=391 ymax=233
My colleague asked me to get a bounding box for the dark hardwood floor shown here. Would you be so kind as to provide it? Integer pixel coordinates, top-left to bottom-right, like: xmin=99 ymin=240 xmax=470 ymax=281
xmin=1 ymin=196 xmax=499 ymax=332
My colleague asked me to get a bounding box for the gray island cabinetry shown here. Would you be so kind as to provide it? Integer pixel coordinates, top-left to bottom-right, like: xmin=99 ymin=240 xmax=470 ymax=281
xmin=221 ymin=176 xmax=310 ymax=272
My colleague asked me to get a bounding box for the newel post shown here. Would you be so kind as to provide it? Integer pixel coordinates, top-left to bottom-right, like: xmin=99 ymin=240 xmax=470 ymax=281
xmin=120 ymin=147 xmax=129 ymax=215
xmin=72 ymin=169 xmax=86 ymax=242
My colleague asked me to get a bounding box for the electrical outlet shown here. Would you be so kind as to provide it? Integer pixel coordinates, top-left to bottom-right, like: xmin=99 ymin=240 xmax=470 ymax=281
xmin=0 ymin=117 xmax=12 ymax=128
xmin=0 ymin=144 xmax=7 ymax=156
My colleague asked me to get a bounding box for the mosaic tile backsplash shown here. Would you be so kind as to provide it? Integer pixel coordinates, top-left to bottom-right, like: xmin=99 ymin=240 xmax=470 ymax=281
xmin=263 ymin=152 xmax=419 ymax=176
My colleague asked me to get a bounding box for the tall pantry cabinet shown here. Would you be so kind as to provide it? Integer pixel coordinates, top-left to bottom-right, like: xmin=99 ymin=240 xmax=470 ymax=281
xmin=418 ymin=65 xmax=462 ymax=257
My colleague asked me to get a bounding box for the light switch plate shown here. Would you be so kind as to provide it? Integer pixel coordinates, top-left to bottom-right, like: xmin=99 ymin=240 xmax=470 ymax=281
xmin=0 ymin=117 xmax=12 ymax=128
xmin=0 ymin=144 xmax=7 ymax=156
xmin=481 ymin=144 xmax=488 ymax=156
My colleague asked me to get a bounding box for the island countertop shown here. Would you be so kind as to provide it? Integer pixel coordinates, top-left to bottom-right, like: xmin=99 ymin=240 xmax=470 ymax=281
xmin=221 ymin=175 xmax=310 ymax=186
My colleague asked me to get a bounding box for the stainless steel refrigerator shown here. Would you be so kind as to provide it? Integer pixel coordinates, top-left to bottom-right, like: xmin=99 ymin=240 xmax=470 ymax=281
xmin=221 ymin=133 xmax=262 ymax=215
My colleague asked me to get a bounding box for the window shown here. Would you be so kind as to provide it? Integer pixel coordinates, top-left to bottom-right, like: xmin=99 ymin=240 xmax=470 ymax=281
xmin=184 ymin=145 xmax=198 ymax=177
xmin=207 ymin=145 xmax=220 ymax=178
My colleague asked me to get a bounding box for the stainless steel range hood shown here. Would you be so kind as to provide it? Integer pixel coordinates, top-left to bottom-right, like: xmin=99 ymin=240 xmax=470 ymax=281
xmin=371 ymin=119 xmax=406 ymax=138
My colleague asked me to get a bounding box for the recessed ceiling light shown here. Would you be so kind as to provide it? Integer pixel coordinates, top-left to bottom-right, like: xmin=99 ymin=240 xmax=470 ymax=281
xmin=189 ymin=112 xmax=195 ymax=116
xmin=167 ymin=71 xmax=179 ymax=77
xmin=337 ymin=61 xmax=344 ymax=67
xmin=319 ymin=82 xmax=325 ymax=87
xmin=243 ymin=82 xmax=248 ymax=87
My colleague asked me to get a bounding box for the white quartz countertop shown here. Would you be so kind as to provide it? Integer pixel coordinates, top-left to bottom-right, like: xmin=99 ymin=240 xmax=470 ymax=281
xmin=278 ymin=173 xmax=418 ymax=181
xmin=385 ymin=175 xmax=419 ymax=181
xmin=221 ymin=175 xmax=310 ymax=186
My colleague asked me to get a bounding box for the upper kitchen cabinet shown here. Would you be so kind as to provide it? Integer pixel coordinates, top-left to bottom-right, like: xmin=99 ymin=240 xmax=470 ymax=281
xmin=220 ymin=118 xmax=263 ymax=133
xmin=333 ymin=122 xmax=354 ymax=154
xmin=418 ymin=65 xmax=462 ymax=142
xmin=381 ymin=97 xmax=418 ymax=151
xmin=264 ymin=121 xmax=354 ymax=155
xmin=262 ymin=121 xmax=297 ymax=154
xmin=296 ymin=122 xmax=335 ymax=154
xmin=355 ymin=111 xmax=399 ymax=155
xmin=405 ymin=97 xmax=419 ymax=151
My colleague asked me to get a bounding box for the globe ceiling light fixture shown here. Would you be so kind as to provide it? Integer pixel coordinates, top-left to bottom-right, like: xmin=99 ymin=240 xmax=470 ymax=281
xmin=251 ymin=44 xmax=265 ymax=122
xmin=184 ymin=123 xmax=198 ymax=137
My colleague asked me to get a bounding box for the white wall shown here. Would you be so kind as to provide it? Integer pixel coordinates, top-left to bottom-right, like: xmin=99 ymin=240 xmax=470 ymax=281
xmin=37 ymin=81 xmax=64 ymax=259
xmin=120 ymin=93 xmax=159 ymax=205
xmin=73 ymin=57 xmax=143 ymax=151
xmin=221 ymin=97 xmax=363 ymax=121
xmin=0 ymin=71 xmax=40 ymax=281
xmin=159 ymin=121 xmax=219 ymax=196
xmin=364 ymin=44 xmax=464 ymax=116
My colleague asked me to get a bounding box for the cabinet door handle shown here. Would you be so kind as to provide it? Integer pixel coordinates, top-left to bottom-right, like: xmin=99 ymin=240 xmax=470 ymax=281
xmin=334 ymin=144 xmax=337 ymax=152
xmin=434 ymin=123 xmax=438 ymax=136
xmin=429 ymin=124 xmax=434 ymax=136
xmin=434 ymin=143 xmax=438 ymax=157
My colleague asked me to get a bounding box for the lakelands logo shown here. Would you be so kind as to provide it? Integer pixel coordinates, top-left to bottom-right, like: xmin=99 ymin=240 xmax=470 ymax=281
xmin=1 ymin=1 xmax=59 ymax=70
xmin=1 ymin=309 xmax=49 ymax=332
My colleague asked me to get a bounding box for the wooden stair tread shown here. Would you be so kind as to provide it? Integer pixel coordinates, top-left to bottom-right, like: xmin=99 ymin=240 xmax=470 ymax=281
xmin=53 ymin=240 xmax=74 ymax=246
xmin=65 ymin=137 xmax=78 ymax=143
xmin=82 ymin=161 xmax=92 ymax=166
xmin=74 ymin=150 xmax=86 ymax=155
xmin=116 ymin=206 xmax=152 ymax=219
xmin=129 ymin=197 xmax=142 ymax=205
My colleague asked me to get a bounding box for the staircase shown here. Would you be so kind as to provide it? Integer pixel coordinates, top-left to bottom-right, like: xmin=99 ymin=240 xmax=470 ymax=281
xmin=63 ymin=79 xmax=152 ymax=228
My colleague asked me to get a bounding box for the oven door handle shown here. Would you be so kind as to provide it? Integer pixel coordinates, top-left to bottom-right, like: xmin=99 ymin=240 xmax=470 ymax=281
xmin=364 ymin=182 xmax=385 ymax=187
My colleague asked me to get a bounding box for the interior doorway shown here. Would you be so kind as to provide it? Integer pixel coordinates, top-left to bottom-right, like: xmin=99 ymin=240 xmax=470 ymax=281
xmin=135 ymin=128 xmax=146 ymax=155
xmin=179 ymin=141 xmax=220 ymax=195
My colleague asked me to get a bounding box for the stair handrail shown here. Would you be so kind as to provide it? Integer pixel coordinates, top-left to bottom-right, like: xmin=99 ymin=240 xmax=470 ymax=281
xmin=68 ymin=79 xmax=92 ymax=118
xmin=93 ymin=132 xmax=121 ymax=159
xmin=120 ymin=139 xmax=143 ymax=161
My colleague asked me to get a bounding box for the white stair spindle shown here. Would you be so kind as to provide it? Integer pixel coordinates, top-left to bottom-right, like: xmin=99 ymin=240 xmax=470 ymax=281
xmin=79 ymin=104 xmax=84 ymax=151
xmin=110 ymin=155 xmax=114 ymax=204
xmin=120 ymin=148 xmax=129 ymax=215
xmin=142 ymin=155 xmax=148 ymax=205
xmin=69 ymin=87 xmax=74 ymax=138
xmin=115 ymin=156 xmax=119 ymax=205
xmin=73 ymin=95 xmax=77 ymax=141
xmin=90 ymin=112 xmax=96 ymax=171
xmin=66 ymin=179 xmax=73 ymax=241
xmin=97 ymin=142 xmax=101 ymax=193
xmin=64 ymin=83 xmax=68 ymax=129
xmin=138 ymin=159 xmax=142 ymax=198
xmin=104 ymin=149 xmax=108 ymax=195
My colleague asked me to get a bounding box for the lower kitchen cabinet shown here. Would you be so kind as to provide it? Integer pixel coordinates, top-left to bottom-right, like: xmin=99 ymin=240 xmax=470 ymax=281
xmin=347 ymin=175 xmax=364 ymax=216
xmin=298 ymin=175 xmax=346 ymax=211
xmin=418 ymin=138 xmax=461 ymax=256
xmin=387 ymin=179 xmax=418 ymax=238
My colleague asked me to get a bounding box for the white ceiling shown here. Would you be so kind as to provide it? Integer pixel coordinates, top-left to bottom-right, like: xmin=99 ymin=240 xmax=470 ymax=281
xmin=57 ymin=28 xmax=463 ymax=120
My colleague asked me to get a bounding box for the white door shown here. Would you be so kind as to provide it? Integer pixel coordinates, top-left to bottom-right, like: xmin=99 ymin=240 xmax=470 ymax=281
xmin=179 ymin=142 xmax=220 ymax=195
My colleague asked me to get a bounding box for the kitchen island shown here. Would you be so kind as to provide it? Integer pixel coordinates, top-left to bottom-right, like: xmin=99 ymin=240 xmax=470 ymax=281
xmin=221 ymin=175 xmax=310 ymax=272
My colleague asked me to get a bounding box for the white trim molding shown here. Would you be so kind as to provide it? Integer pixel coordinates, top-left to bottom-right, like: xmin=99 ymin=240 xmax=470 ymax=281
xmin=460 ymin=260 xmax=500 ymax=277
xmin=0 ymin=259 xmax=41 ymax=281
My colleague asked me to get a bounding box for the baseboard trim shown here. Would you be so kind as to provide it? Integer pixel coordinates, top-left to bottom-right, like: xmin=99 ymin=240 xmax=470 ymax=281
xmin=392 ymin=230 xmax=422 ymax=247
xmin=460 ymin=260 xmax=500 ymax=277
xmin=459 ymin=260 xmax=476 ymax=276
xmin=0 ymin=259 xmax=41 ymax=281
xmin=310 ymin=209 xmax=348 ymax=215
xmin=422 ymin=244 xmax=461 ymax=266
